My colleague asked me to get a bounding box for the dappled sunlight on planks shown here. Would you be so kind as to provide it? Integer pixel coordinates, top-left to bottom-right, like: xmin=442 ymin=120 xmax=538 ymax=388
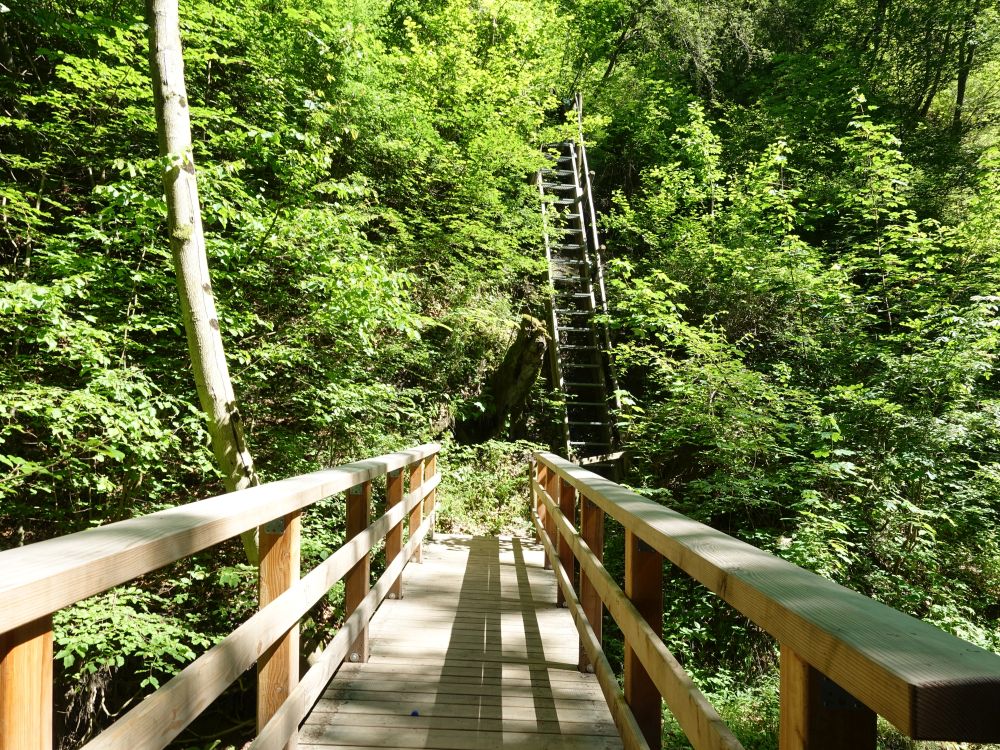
xmin=301 ymin=534 xmax=621 ymax=749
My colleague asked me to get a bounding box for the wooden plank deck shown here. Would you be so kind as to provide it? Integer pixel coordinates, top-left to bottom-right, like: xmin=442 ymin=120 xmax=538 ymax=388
xmin=302 ymin=534 xmax=623 ymax=749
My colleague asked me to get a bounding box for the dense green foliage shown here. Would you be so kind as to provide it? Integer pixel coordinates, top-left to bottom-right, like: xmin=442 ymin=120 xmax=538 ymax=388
xmin=2 ymin=0 xmax=560 ymax=742
xmin=572 ymin=0 xmax=1000 ymax=743
xmin=3 ymin=0 xmax=1000 ymax=746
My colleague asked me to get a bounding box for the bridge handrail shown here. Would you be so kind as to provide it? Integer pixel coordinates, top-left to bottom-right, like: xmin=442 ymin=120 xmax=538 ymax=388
xmin=0 ymin=443 xmax=440 ymax=750
xmin=531 ymin=451 xmax=1000 ymax=750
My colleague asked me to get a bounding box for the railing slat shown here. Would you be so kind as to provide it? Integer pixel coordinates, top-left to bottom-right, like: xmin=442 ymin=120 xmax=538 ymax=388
xmin=257 ymin=511 xmax=301 ymax=750
xmin=386 ymin=469 xmax=404 ymax=599
xmin=779 ymin=646 xmax=876 ymax=750
xmin=0 ymin=444 xmax=440 ymax=635
xmin=408 ymin=458 xmax=425 ymax=564
xmin=625 ymin=529 xmax=664 ymax=750
xmin=556 ymin=477 xmax=575 ymax=608
xmin=578 ymin=495 xmax=605 ymax=674
xmin=0 ymin=615 xmax=52 ymax=750
xmin=425 ymin=453 xmax=438 ymax=542
xmin=543 ymin=465 xmax=558 ymax=572
xmin=345 ymin=481 xmax=372 ymax=663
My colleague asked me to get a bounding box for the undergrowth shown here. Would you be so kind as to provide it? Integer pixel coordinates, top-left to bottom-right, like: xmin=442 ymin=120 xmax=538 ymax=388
xmin=434 ymin=439 xmax=540 ymax=537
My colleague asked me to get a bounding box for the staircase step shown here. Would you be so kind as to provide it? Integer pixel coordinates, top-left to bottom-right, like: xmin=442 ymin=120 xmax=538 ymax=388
xmin=554 ymin=292 xmax=592 ymax=298
xmin=554 ymin=197 xmax=580 ymax=206
xmin=564 ymin=381 xmax=603 ymax=387
xmin=567 ymin=401 xmax=609 ymax=407
xmin=563 ymin=362 xmax=600 ymax=369
xmin=554 ymin=309 xmax=593 ymax=315
xmin=541 ymin=169 xmax=574 ymax=177
xmin=552 ymin=247 xmax=584 ymax=253
xmin=541 ymin=183 xmax=576 ymax=191
xmin=568 ymin=420 xmax=610 ymax=426
xmin=560 ymin=344 xmax=598 ymax=350
xmin=560 ymin=326 xmax=595 ymax=332
xmin=570 ymin=441 xmax=612 ymax=446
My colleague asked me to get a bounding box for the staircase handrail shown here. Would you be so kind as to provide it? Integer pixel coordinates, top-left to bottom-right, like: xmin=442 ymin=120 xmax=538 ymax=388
xmin=537 ymin=169 xmax=573 ymax=455
xmin=573 ymin=93 xmax=622 ymax=413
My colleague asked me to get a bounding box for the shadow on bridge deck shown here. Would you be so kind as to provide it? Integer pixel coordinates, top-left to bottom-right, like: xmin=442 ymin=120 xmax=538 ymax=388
xmin=301 ymin=534 xmax=621 ymax=749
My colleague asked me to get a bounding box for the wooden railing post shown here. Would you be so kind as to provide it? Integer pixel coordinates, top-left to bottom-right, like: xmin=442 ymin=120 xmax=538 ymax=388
xmin=424 ymin=453 xmax=437 ymax=541
xmin=578 ymin=496 xmax=604 ymax=673
xmin=386 ymin=468 xmax=404 ymax=599
xmin=346 ymin=481 xmax=372 ymax=663
xmin=543 ymin=465 xmax=559 ymax=572
xmin=257 ymin=511 xmax=301 ymax=748
xmin=779 ymin=646 xmax=876 ymax=750
xmin=625 ymin=529 xmax=663 ymax=750
xmin=528 ymin=457 xmax=537 ymax=530
xmin=408 ymin=459 xmax=424 ymax=564
xmin=556 ymin=477 xmax=575 ymax=608
xmin=534 ymin=462 xmax=546 ymax=557
xmin=0 ymin=615 xmax=53 ymax=750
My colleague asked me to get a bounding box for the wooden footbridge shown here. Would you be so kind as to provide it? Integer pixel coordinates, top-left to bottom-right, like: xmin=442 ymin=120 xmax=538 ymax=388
xmin=4 ymin=443 xmax=1000 ymax=750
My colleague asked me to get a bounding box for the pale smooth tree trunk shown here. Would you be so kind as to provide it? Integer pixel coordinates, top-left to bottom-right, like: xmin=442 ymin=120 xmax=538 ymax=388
xmin=145 ymin=0 xmax=259 ymax=563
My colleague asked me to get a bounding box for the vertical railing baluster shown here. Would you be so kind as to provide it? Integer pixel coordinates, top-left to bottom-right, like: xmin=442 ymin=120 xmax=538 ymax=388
xmin=425 ymin=453 xmax=437 ymax=541
xmin=544 ymin=465 xmax=559 ymax=572
xmin=578 ymin=496 xmax=604 ymax=674
xmin=257 ymin=511 xmax=301 ymax=749
xmin=0 ymin=615 xmax=53 ymax=750
xmin=529 ymin=456 xmax=537 ymax=535
xmin=779 ymin=646 xmax=876 ymax=750
xmin=535 ymin=462 xmax=548 ymax=566
xmin=408 ymin=459 xmax=424 ymax=564
xmin=386 ymin=468 xmax=404 ymax=599
xmin=557 ymin=477 xmax=575 ymax=608
xmin=346 ymin=481 xmax=371 ymax=663
xmin=624 ymin=529 xmax=663 ymax=750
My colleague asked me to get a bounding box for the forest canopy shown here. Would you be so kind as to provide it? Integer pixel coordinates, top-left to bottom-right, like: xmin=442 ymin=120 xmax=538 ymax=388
xmin=2 ymin=0 xmax=999 ymax=746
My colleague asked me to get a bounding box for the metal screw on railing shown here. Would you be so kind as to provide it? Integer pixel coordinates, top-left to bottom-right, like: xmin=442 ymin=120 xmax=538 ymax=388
xmin=388 ymin=593 xmax=398 ymax=600
xmin=349 ymin=653 xmax=361 ymax=663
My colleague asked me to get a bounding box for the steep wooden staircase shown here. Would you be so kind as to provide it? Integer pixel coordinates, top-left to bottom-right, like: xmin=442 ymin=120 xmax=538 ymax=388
xmin=538 ymin=94 xmax=620 ymax=464
xmin=4 ymin=444 xmax=1000 ymax=749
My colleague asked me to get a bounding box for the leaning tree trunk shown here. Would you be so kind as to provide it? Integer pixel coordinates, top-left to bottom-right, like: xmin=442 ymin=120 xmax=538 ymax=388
xmin=953 ymin=0 xmax=981 ymax=133
xmin=145 ymin=0 xmax=259 ymax=562
xmin=456 ymin=316 xmax=547 ymax=443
